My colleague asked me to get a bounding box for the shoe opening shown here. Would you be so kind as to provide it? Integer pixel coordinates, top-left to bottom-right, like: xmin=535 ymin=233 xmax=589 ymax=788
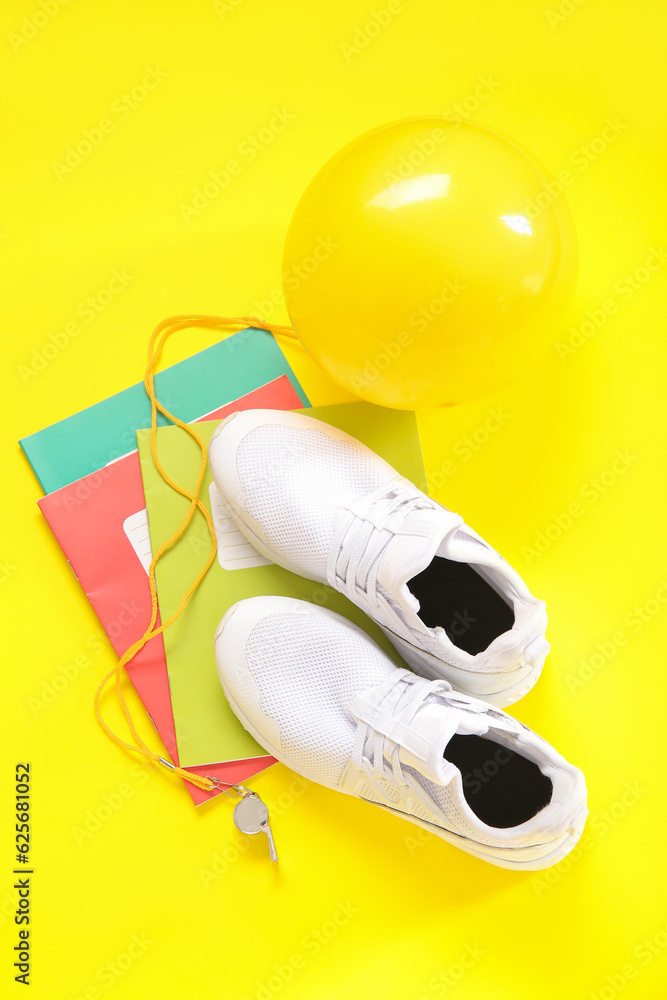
xmin=408 ymin=557 xmax=514 ymax=655
xmin=444 ymin=734 xmax=553 ymax=828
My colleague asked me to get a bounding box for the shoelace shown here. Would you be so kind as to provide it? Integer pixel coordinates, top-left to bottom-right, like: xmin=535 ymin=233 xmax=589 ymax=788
xmin=330 ymin=482 xmax=548 ymax=670
xmin=348 ymin=671 xmax=495 ymax=799
xmin=93 ymin=313 xmax=297 ymax=793
xmin=327 ymin=480 xmax=447 ymax=608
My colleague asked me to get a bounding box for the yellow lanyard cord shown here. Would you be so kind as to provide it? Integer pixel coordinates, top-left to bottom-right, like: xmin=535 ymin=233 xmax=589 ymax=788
xmin=93 ymin=314 xmax=299 ymax=791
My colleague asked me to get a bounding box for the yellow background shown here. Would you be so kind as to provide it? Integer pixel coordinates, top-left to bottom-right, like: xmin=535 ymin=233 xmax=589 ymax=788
xmin=2 ymin=2 xmax=666 ymax=998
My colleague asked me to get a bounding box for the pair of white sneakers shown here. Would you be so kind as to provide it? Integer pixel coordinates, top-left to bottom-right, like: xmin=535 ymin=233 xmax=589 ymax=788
xmin=209 ymin=409 xmax=587 ymax=870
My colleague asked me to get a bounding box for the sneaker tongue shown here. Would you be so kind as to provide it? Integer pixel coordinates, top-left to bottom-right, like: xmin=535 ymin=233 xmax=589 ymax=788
xmin=397 ymin=699 xmax=490 ymax=783
xmin=376 ymin=506 xmax=464 ymax=618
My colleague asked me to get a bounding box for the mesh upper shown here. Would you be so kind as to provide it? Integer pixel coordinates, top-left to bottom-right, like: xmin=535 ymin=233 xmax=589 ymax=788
xmin=451 ymin=529 xmax=489 ymax=552
xmin=244 ymin=612 xmax=395 ymax=784
xmin=242 ymin=609 xmax=518 ymax=847
xmin=235 ymin=424 xmax=395 ymax=578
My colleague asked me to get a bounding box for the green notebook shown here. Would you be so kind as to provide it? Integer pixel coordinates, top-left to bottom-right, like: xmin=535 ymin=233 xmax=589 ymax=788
xmin=138 ymin=403 xmax=428 ymax=767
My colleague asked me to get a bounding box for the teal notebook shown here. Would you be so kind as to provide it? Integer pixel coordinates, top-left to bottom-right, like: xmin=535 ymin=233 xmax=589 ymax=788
xmin=20 ymin=327 xmax=308 ymax=494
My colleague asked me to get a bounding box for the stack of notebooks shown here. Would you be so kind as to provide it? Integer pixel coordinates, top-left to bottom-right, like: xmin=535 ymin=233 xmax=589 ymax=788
xmin=21 ymin=327 xmax=428 ymax=806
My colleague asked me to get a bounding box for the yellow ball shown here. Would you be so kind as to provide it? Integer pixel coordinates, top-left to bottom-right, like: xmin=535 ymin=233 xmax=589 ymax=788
xmin=283 ymin=118 xmax=577 ymax=409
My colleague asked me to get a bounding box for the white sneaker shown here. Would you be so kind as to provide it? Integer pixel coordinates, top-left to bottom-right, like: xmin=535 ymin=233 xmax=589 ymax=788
xmin=209 ymin=408 xmax=549 ymax=706
xmin=214 ymin=597 xmax=587 ymax=871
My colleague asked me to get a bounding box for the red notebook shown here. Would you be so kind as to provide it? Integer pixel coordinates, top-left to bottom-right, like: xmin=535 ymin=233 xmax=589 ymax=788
xmin=38 ymin=375 xmax=302 ymax=804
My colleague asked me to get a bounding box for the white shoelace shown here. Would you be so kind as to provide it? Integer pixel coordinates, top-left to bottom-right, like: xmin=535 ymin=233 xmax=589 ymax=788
xmin=327 ymin=480 xmax=444 ymax=608
xmin=348 ymin=671 xmax=496 ymax=800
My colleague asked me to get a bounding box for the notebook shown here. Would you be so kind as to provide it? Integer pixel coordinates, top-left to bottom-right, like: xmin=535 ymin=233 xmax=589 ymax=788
xmin=138 ymin=403 xmax=428 ymax=768
xmin=23 ymin=328 xmax=309 ymax=803
xmin=20 ymin=326 xmax=308 ymax=493
xmin=38 ymin=377 xmax=306 ymax=802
